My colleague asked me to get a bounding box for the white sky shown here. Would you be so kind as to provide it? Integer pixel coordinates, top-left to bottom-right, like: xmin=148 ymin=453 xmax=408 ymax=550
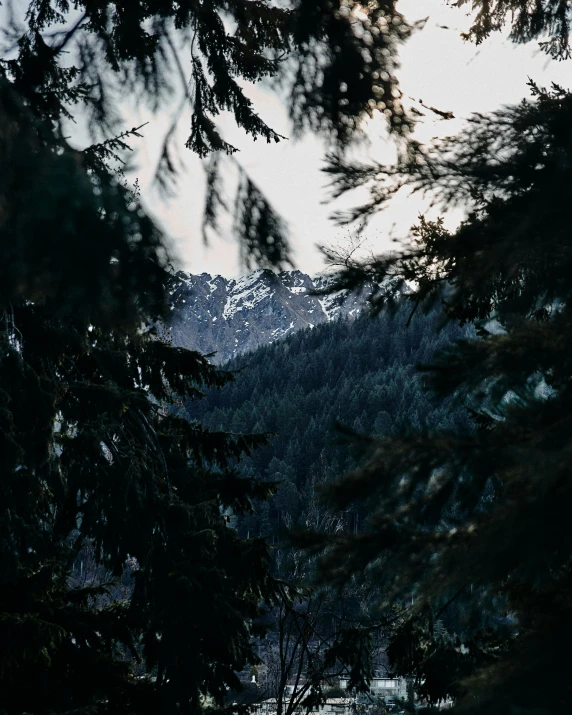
xmin=123 ymin=0 xmax=572 ymax=277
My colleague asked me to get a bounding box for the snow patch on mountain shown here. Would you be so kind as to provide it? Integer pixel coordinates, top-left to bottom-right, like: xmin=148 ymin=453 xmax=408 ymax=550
xmin=165 ymin=269 xmax=374 ymax=364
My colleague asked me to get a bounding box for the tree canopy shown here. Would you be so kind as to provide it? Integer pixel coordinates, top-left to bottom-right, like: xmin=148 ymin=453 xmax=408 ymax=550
xmin=0 ymin=0 xmax=412 ymax=269
xmin=0 ymin=76 xmax=282 ymax=715
xmin=3 ymin=0 xmax=571 ymax=267
xmin=309 ymin=81 xmax=572 ymax=714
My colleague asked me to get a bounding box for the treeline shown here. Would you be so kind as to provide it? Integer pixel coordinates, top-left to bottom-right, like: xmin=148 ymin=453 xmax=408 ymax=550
xmin=186 ymin=303 xmax=472 ymax=539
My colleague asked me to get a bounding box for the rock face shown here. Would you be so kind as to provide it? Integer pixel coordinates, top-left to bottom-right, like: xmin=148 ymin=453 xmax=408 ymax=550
xmin=165 ymin=269 xmax=370 ymax=363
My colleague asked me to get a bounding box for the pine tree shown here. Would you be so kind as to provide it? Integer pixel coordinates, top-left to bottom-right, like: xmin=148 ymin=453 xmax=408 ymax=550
xmin=0 ymin=78 xmax=281 ymax=715
xmin=312 ymin=82 xmax=572 ymax=714
xmin=455 ymin=0 xmax=572 ymax=60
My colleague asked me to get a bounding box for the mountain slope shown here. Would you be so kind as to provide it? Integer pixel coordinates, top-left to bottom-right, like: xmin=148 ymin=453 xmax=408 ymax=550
xmin=166 ymin=269 xmax=371 ymax=363
xmin=187 ymin=305 xmax=472 ymax=538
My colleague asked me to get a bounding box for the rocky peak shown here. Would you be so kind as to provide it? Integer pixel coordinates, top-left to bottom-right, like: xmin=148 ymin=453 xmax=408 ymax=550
xmin=165 ymin=269 xmax=371 ymax=364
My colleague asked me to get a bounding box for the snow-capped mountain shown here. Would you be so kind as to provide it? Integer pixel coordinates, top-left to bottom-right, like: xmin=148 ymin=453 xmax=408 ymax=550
xmin=165 ymin=269 xmax=372 ymax=364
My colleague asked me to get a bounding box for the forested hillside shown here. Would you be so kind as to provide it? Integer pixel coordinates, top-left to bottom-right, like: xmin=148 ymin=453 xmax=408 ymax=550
xmin=187 ymin=303 xmax=472 ymax=539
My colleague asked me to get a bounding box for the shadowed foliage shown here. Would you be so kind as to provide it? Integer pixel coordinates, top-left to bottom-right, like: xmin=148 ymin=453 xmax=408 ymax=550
xmin=301 ymin=82 xmax=572 ymax=715
xmin=0 ymin=73 xmax=279 ymax=715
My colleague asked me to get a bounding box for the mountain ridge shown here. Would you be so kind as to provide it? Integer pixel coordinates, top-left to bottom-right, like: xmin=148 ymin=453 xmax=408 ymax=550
xmin=166 ymin=269 xmax=373 ymax=363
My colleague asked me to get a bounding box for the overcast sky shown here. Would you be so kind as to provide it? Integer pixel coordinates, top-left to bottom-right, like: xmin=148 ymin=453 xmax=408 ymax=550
xmin=124 ymin=0 xmax=572 ymax=278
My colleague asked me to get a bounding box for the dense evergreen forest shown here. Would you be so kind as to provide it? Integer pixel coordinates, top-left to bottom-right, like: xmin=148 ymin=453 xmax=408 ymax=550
xmin=187 ymin=303 xmax=472 ymax=540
